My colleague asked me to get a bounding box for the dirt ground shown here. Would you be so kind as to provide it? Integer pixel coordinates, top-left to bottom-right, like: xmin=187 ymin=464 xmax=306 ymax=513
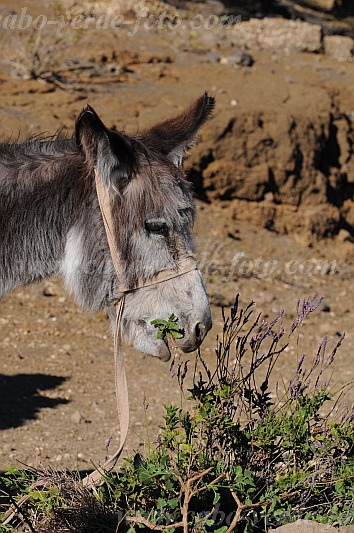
xmin=0 ymin=0 xmax=353 ymax=504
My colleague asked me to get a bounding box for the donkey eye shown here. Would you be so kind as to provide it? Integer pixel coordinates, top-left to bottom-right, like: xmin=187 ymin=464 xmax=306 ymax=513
xmin=145 ymin=219 xmax=169 ymax=236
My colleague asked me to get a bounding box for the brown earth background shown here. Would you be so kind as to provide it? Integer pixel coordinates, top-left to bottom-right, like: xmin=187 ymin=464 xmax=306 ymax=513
xmin=0 ymin=0 xmax=354 ymax=530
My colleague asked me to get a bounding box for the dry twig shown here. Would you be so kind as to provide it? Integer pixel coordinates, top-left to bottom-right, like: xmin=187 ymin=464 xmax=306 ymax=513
xmin=225 ymin=473 xmax=299 ymax=532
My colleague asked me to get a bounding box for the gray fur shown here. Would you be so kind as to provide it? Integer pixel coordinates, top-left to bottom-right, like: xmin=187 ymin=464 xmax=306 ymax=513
xmin=0 ymin=96 xmax=215 ymax=359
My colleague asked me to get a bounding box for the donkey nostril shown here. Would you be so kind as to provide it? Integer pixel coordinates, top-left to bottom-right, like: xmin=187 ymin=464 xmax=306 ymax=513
xmin=195 ymin=322 xmax=207 ymax=345
xmin=179 ymin=321 xmax=211 ymax=353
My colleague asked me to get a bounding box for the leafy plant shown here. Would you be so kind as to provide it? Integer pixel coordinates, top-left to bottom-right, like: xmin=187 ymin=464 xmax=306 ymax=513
xmin=1 ymin=294 xmax=353 ymax=532
xmin=151 ymin=313 xmax=184 ymax=340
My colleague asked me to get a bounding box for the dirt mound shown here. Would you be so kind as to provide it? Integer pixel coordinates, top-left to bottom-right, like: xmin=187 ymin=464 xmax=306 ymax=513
xmin=186 ymin=83 xmax=354 ymax=244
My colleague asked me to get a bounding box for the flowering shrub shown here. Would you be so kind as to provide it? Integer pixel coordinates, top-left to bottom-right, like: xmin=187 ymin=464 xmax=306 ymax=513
xmin=1 ymin=294 xmax=353 ymax=532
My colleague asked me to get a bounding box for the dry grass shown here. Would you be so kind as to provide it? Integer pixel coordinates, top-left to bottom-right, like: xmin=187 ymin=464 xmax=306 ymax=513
xmin=16 ymin=468 xmax=118 ymax=533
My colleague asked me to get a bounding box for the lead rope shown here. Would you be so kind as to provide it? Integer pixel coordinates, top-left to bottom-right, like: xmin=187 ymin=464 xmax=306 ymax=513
xmin=2 ymin=170 xmax=199 ymax=525
xmin=82 ymin=170 xmax=129 ymax=488
xmin=81 ymin=298 xmax=128 ymax=487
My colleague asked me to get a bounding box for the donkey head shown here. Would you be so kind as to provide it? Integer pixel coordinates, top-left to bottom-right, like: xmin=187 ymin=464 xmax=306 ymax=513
xmin=76 ymin=94 xmax=214 ymax=361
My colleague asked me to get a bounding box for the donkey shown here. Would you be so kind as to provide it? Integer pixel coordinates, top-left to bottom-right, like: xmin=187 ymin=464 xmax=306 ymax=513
xmin=0 ymin=94 xmax=214 ymax=361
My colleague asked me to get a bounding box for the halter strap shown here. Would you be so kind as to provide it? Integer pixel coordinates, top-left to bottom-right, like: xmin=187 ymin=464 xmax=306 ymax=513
xmin=82 ymin=170 xmax=197 ymax=487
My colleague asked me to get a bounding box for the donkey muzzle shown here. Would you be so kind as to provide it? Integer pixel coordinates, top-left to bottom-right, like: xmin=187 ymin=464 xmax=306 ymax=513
xmin=178 ymin=316 xmax=212 ymax=353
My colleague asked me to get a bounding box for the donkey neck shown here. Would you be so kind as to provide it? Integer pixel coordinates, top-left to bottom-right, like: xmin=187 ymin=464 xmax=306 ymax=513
xmin=0 ymin=138 xmax=115 ymax=311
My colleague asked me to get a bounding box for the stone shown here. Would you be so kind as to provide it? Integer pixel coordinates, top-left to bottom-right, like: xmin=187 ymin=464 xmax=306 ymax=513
xmin=231 ymin=18 xmax=322 ymax=53
xmin=42 ymin=282 xmax=57 ymax=297
xmin=342 ymin=199 xmax=354 ymax=227
xmin=195 ymin=0 xmax=225 ymax=17
xmin=318 ymin=300 xmax=331 ymax=312
xmin=264 ymin=192 xmax=275 ymax=203
xmin=337 ymin=228 xmax=353 ymax=243
xmin=270 ymin=519 xmax=354 ymax=532
xmin=71 ymin=410 xmax=83 ymax=424
xmin=228 ymin=48 xmax=254 ymax=66
xmin=206 ymin=51 xmax=220 ymax=63
xmin=324 ymin=35 xmax=353 ymax=62
xmin=346 ymin=111 xmax=354 ymax=124
xmin=300 ymin=0 xmax=336 ymax=11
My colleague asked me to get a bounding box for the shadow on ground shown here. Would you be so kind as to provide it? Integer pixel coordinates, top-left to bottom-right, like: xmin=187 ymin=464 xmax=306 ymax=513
xmin=0 ymin=374 xmax=69 ymax=430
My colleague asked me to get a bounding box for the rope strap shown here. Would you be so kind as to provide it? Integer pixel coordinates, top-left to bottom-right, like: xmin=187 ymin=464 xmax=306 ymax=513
xmin=82 ymin=170 xmax=198 ymax=488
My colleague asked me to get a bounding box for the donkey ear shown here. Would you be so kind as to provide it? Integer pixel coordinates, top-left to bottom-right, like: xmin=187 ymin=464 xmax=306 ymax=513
xmin=75 ymin=105 xmax=137 ymax=190
xmin=141 ymin=93 xmax=215 ymax=167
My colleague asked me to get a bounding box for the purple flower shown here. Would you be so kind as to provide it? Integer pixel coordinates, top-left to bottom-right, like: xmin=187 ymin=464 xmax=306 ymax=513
xmin=292 ymin=294 xmax=324 ymax=336
xmin=326 ymin=332 xmax=345 ymax=368
xmin=314 ymin=336 xmax=328 ymax=368
xmin=297 ymin=293 xmax=324 ymax=322
xmin=348 ymin=408 xmax=354 ymax=424
xmin=269 ymin=309 xmax=284 ymax=327
xmin=169 ymin=360 xmax=177 ymax=378
xmin=260 ymin=406 xmax=268 ymax=424
xmin=315 ymin=369 xmax=323 ymax=389
xmin=252 ymin=310 xmax=285 ymax=343
xmin=290 ymin=378 xmax=302 ymax=399
xmin=297 ymin=353 xmax=306 ymax=374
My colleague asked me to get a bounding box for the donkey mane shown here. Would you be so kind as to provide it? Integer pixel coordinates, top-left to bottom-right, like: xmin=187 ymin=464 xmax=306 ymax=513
xmin=0 ymin=136 xmax=84 ymax=190
xmin=0 ymin=131 xmax=75 ymax=156
xmin=0 ymin=132 xmax=82 ymax=168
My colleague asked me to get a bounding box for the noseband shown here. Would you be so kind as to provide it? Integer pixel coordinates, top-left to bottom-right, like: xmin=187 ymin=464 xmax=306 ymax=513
xmin=83 ymin=170 xmax=198 ymax=487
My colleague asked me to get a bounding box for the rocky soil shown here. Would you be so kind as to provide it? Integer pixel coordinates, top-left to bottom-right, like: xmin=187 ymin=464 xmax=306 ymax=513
xmin=0 ymin=1 xmax=354 ymax=530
